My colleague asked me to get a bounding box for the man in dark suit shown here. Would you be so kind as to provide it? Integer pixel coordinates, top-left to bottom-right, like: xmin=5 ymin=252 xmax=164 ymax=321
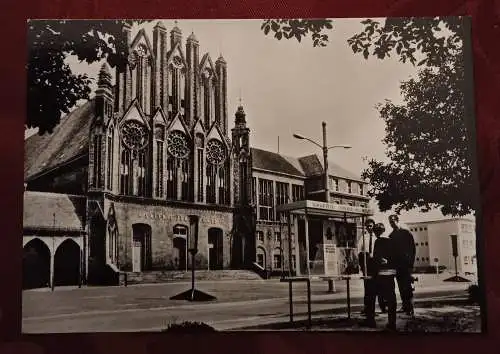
xmin=358 ymin=218 xmax=376 ymax=318
xmin=372 ymin=223 xmax=397 ymax=330
xmin=360 ymin=222 xmax=397 ymax=330
xmin=388 ymin=214 xmax=416 ymax=316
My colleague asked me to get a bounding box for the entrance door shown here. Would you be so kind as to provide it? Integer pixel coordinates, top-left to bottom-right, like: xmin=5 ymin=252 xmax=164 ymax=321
xmin=132 ymin=224 xmax=152 ymax=272
xmin=173 ymin=237 xmax=187 ymax=270
xmin=54 ymin=239 xmax=81 ymax=286
xmin=208 ymin=228 xmax=223 ymax=270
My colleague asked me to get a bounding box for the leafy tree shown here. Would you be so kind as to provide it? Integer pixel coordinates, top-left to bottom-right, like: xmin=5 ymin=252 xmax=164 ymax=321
xmin=262 ymin=17 xmax=473 ymax=216
xmin=347 ymin=18 xmax=474 ymax=216
xmin=27 ymin=20 xmax=146 ymax=135
xmin=261 ymin=19 xmax=333 ymax=47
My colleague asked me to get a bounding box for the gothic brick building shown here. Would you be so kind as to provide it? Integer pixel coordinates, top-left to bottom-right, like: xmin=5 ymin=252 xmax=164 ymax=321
xmin=23 ymin=22 xmax=371 ymax=289
xmin=24 ymin=22 xmax=255 ymax=287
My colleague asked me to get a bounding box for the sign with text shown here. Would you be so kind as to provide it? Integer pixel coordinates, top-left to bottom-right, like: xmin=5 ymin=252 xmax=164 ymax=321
xmin=275 ymin=200 xmax=373 ymax=216
xmin=141 ymin=211 xmax=227 ymax=226
xmin=323 ymin=244 xmax=339 ymax=276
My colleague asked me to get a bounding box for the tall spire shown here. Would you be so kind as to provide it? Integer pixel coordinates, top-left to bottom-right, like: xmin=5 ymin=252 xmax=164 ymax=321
xmin=98 ymin=62 xmax=112 ymax=89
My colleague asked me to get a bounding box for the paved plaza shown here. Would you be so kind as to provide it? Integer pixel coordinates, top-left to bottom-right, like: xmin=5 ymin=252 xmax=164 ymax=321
xmin=22 ymin=273 xmax=474 ymax=333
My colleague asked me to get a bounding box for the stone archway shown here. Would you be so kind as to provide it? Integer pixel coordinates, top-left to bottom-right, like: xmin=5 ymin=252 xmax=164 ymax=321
xmin=54 ymin=239 xmax=81 ymax=286
xmin=23 ymin=238 xmax=51 ymax=289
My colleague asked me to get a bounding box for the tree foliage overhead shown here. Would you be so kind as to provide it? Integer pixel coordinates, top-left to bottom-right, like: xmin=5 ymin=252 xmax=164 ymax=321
xmin=261 ymin=17 xmax=473 ymax=216
xmin=347 ymin=17 xmax=474 ymax=216
xmin=27 ymin=20 xmax=146 ymax=135
xmin=261 ymin=19 xmax=333 ymax=47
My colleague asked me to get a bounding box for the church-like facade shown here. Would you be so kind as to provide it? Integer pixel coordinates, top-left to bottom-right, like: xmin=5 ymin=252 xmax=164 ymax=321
xmin=24 ymin=22 xmax=256 ymax=287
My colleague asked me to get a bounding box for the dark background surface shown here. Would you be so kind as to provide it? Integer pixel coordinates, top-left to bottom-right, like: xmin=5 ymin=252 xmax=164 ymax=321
xmin=1 ymin=0 xmax=500 ymax=353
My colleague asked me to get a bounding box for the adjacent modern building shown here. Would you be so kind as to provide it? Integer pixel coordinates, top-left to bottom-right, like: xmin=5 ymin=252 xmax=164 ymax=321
xmin=22 ymin=21 xmax=373 ymax=289
xmin=406 ymin=218 xmax=477 ymax=275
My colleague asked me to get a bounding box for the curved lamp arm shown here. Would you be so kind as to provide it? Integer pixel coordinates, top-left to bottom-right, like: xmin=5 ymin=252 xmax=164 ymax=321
xmin=292 ymin=133 xmax=322 ymax=149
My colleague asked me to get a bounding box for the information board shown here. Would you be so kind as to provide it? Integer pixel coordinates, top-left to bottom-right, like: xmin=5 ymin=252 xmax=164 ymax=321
xmin=324 ymin=244 xmax=339 ymax=276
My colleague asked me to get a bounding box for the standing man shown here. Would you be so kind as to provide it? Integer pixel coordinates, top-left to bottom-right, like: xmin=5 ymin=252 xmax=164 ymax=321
xmin=372 ymin=223 xmax=397 ymax=331
xmin=388 ymin=214 xmax=416 ymax=316
xmin=358 ymin=218 xmax=376 ymax=317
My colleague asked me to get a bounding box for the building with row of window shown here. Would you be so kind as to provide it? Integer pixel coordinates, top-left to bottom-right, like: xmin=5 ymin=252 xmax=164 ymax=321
xmin=406 ymin=218 xmax=477 ymax=275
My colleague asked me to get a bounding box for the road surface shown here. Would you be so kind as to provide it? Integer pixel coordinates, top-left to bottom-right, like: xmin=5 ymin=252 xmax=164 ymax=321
xmin=22 ymin=278 xmax=470 ymax=332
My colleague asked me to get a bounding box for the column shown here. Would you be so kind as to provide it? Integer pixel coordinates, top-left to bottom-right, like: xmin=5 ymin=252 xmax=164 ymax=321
xmin=49 ymin=242 xmax=55 ymax=290
xmin=305 ymin=210 xmax=310 ymax=277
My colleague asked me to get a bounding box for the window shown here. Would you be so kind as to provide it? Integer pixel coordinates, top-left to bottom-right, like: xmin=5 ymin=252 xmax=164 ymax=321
xmin=292 ymin=184 xmax=304 ymax=202
xmin=415 ymin=242 xmax=419 ymax=247
xmin=359 ymin=183 xmax=364 ymax=195
xmin=471 ymin=256 xmax=475 ymax=264
xmin=120 ymin=149 xmax=131 ymax=195
xmin=424 ymin=227 xmax=428 ymax=231
xmin=416 ymin=257 xmax=420 ymax=262
xmin=464 ymin=256 xmax=469 ymax=265
xmin=92 ymin=134 xmax=103 ymax=188
xmin=275 ymin=232 xmax=282 ymax=243
xmin=421 ymin=242 xmax=424 ymax=246
xmin=166 ymin=157 xmax=177 ymax=199
xmin=155 ymin=125 xmax=165 ymax=198
xmin=206 ymin=164 xmax=217 ymax=203
xmin=330 ymin=178 xmax=339 ymax=192
xmin=259 ymin=179 xmax=274 ymax=221
xmin=347 ymin=181 xmax=352 ymax=193
xmin=273 ymin=252 xmax=282 ymax=269
xmin=196 ymin=135 xmax=204 ymax=202
xmin=137 ymin=151 xmax=146 ymax=197
xmin=181 ymin=159 xmax=190 ymax=201
xmin=257 ymin=231 xmax=264 ymax=242
xmin=257 ymin=253 xmax=264 ymax=268
xmin=106 ymin=129 xmax=114 ymax=190
xmin=252 ymin=177 xmax=257 ymax=205
xmin=292 ymin=255 xmax=296 ymax=270
xmin=420 ymin=227 xmax=423 ymax=231
xmin=276 ymin=182 xmax=289 ymax=219
xmin=218 ymin=165 xmax=227 ymax=205
xmin=425 ymin=242 xmax=428 ymax=246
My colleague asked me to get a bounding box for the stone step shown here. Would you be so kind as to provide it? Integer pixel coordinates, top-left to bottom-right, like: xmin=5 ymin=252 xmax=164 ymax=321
xmin=124 ymin=269 xmax=263 ymax=285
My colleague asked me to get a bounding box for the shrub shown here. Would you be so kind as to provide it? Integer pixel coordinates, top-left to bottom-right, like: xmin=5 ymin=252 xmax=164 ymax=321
xmin=162 ymin=321 xmax=216 ymax=333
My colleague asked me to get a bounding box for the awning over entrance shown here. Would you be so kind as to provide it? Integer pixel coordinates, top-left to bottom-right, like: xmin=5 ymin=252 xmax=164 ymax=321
xmin=276 ymin=200 xmax=374 ymax=218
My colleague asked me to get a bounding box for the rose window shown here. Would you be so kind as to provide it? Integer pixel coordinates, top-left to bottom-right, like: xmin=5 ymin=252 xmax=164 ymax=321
xmin=206 ymin=139 xmax=226 ymax=165
xmin=167 ymin=130 xmax=190 ymax=159
xmin=121 ymin=120 xmax=148 ymax=150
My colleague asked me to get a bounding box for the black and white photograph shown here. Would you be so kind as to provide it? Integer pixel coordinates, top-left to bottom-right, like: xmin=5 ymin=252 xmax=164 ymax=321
xmin=23 ymin=17 xmax=483 ymax=333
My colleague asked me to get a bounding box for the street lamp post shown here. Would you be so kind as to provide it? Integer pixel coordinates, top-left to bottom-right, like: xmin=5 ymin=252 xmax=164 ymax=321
xmin=293 ymin=123 xmax=351 ymax=284
xmin=293 ymin=122 xmax=351 ymax=204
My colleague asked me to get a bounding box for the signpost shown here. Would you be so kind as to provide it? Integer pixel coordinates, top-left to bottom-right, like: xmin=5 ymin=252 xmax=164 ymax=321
xmin=170 ymin=215 xmax=217 ymax=301
xmin=444 ymin=234 xmax=471 ymax=283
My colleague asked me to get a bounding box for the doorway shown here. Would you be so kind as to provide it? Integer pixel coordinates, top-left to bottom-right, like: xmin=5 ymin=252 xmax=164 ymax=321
xmin=208 ymin=228 xmax=223 ymax=270
xmin=132 ymin=224 xmax=152 ymax=272
xmin=54 ymin=239 xmax=81 ymax=286
xmin=23 ymin=238 xmax=51 ymax=289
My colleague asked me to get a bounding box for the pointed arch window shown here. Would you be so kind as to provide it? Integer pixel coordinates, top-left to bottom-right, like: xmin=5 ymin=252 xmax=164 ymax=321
xmin=181 ymin=159 xmax=190 ymax=201
xmin=166 ymin=157 xmax=177 ymax=199
xmin=155 ymin=125 xmax=165 ymax=198
xmin=196 ymin=133 xmax=204 ymax=202
xmin=106 ymin=127 xmax=114 ymax=190
xmin=206 ymin=138 xmax=227 ymax=204
xmin=137 ymin=151 xmax=146 ymax=197
xmin=92 ymin=134 xmax=103 ymax=188
xmin=120 ymin=149 xmax=132 ymax=195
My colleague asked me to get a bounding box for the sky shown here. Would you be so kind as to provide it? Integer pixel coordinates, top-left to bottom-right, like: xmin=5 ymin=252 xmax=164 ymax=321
xmin=26 ymin=19 xmax=472 ymax=228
